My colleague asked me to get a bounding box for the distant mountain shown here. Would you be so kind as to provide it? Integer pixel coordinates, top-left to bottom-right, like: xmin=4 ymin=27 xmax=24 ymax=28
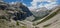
xmin=31 ymin=7 xmax=51 ymax=21
xmin=32 ymin=7 xmax=50 ymax=17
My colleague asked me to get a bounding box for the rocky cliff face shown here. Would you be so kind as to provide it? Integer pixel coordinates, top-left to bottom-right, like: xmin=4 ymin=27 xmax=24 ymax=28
xmin=0 ymin=1 xmax=34 ymax=21
xmin=0 ymin=1 xmax=35 ymax=28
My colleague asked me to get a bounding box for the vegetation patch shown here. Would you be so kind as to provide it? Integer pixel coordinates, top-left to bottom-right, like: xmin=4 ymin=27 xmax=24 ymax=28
xmin=16 ymin=21 xmax=20 ymax=26
xmin=43 ymin=24 xmax=51 ymax=27
xmin=21 ymin=26 xmax=27 ymax=28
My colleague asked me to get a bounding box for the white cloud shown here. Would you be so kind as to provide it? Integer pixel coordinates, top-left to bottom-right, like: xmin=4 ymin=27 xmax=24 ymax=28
xmin=45 ymin=0 xmax=57 ymax=2
xmin=22 ymin=3 xmax=27 ymax=6
xmin=29 ymin=0 xmax=58 ymax=10
xmin=38 ymin=2 xmax=58 ymax=9
xmin=44 ymin=2 xmax=58 ymax=9
xmin=9 ymin=2 xmax=15 ymax=4
xmin=9 ymin=1 xmax=27 ymax=6
xmin=9 ymin=2 xmax=18 ymax=5
xmin=28 ymin=6 xmax=37 ymax=10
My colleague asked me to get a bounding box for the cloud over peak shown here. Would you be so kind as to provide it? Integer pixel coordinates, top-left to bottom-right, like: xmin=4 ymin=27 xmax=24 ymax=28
xmin=29 ymin=0 xmax=58 ymax=10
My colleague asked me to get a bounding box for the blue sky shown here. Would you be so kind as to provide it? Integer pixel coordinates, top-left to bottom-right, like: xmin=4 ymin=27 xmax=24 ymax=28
xmin=3 ymin=0 xmax=60 ymax=10
xmin=4 ymin=0 xmax=32 ymax=6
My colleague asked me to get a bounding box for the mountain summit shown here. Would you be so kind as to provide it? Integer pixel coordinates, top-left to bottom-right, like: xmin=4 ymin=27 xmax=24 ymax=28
xmin=0 ymin=0 xmax=34 ymax=21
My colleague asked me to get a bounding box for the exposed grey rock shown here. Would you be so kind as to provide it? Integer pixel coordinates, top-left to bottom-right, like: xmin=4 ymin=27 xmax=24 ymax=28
xmin=0 ymin=0 xmax=34 ymax=21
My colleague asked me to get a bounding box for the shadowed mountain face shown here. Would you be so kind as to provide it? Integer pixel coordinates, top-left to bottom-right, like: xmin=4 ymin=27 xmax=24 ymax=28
xmin=0 ymin=5 xmax=7 ymax=10
xmin=14 ymin=6 xmax=33 ymax=21
xmin=12 ymin=3 xmax=33 ymax=21
xmin=20 ymin=6 xmax=33 ymax=17
xmin=0 ymin=1 xmax=33 ymax=21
